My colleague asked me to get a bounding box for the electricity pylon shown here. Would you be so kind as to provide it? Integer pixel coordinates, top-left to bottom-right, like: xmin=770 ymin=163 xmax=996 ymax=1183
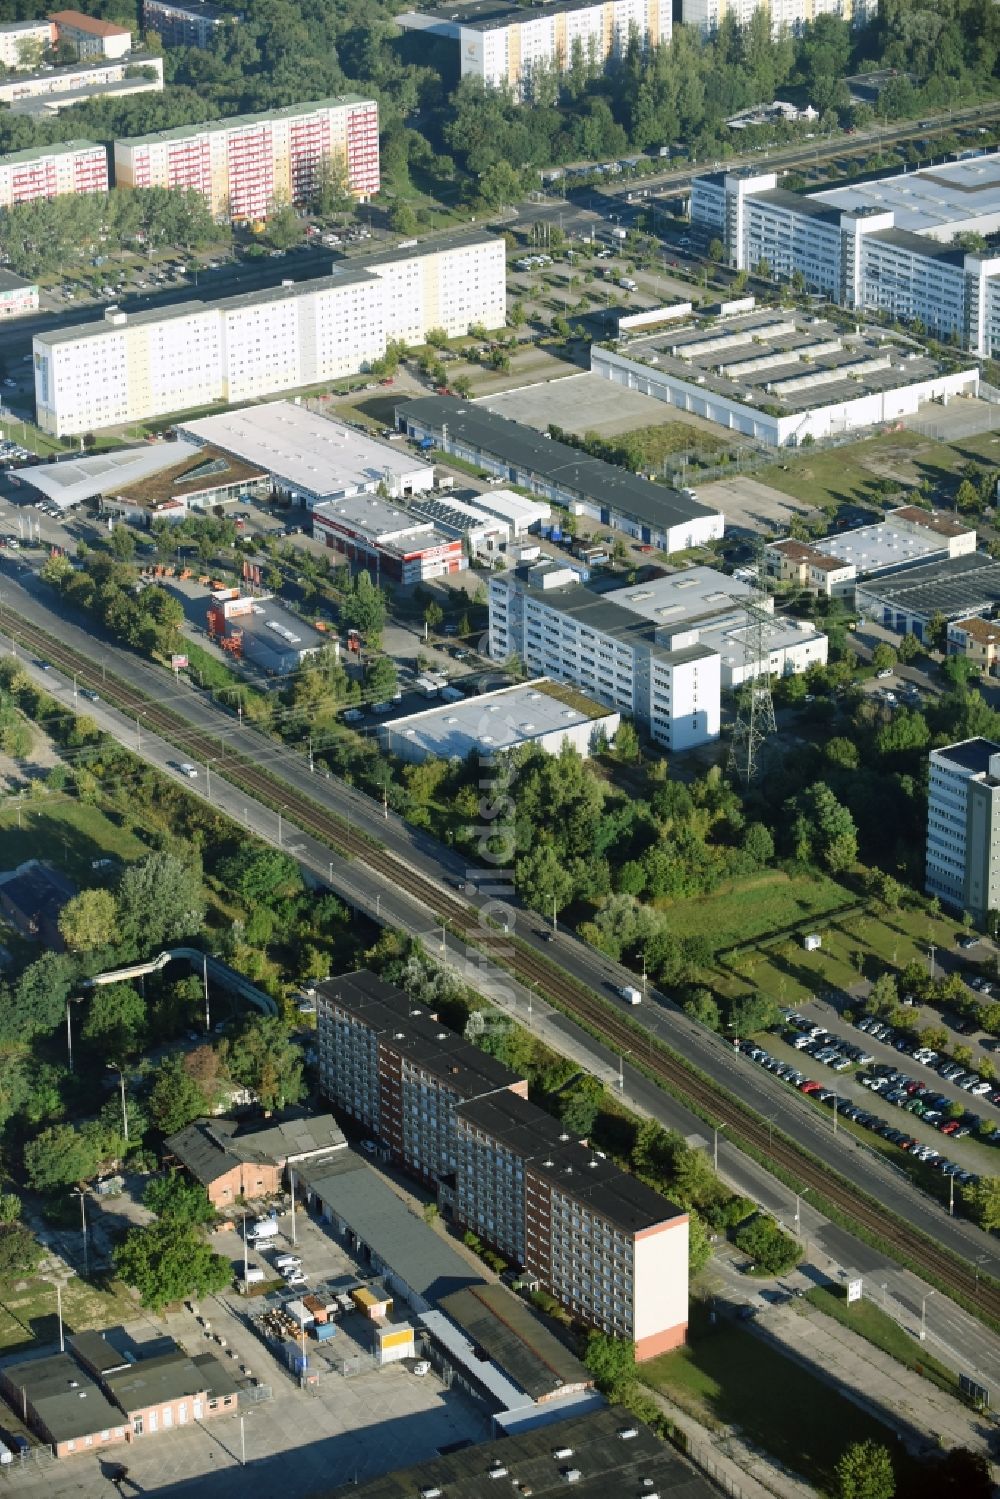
xmin=727 ymin=539 xmax=777 ymax=783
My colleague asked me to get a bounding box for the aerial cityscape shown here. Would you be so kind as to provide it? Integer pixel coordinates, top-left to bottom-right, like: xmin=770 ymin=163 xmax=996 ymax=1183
xmin=0 ymin=0 xmax=997 ymax=1495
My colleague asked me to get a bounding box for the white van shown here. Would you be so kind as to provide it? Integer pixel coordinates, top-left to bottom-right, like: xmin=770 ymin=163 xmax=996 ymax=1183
xmin=243 ymin=1267 xmax=266 ymax=1286
xmin=0 ymin=1441 xmax=12 ymax=1466
xmin=618 ymin=985 xmax=642 ymax=1005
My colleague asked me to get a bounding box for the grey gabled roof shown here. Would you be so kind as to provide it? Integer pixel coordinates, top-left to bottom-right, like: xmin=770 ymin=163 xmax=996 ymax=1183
xmin=166 ymin=1111 xmax=345 ymax=1186
xmin=299 ymin=1153 xmax=486 ymax=1304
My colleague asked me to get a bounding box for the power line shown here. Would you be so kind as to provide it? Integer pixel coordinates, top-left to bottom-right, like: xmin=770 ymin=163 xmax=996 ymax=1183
xmin=726 ymin=537 xmax=776 ymax=784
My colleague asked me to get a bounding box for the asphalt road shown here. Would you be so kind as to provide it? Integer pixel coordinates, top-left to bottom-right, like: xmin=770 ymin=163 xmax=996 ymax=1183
xmin=4 ymin=566 xmax=1000 ymax=1256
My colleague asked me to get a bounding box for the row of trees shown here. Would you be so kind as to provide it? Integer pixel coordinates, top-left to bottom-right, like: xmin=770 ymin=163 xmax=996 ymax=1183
xmin=0 ymin=187 xmax=221 ymax=280
xmin=42 ymin=549 xmax=186 ymax=662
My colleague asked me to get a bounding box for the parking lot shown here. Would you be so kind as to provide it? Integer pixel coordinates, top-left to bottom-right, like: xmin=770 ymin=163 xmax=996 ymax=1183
xmin=483 ymin=370 xmax=672 ymax=440
xmin=3 ymin=1201 xmax=490 ymax=1498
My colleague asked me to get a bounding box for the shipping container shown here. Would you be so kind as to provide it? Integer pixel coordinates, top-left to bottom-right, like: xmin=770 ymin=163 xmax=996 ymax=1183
xmin=312 ymin=1321 xmax=338 ymax=1343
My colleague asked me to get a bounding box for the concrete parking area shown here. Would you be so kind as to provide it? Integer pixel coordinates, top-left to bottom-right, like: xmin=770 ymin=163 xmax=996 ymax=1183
xmin=2 ymin=1203 xmax=490 ymax=1499
xmin=482 ymin=370 xmax=673 ymax=439
xmin=697 ymin=475 xmax=816 ymax=535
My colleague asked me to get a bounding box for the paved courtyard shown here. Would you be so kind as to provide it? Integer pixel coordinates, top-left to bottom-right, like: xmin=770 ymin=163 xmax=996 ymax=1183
xmin=482 ymin=371 xmax=676 ymax=439
xmin=697 ymin=475 xmax=816 ymax=535
xmin=1 ymin=1205 xmax=491 ymax=1499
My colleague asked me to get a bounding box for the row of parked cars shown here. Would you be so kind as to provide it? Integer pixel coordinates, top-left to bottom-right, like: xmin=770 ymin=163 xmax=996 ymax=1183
xmin=853 ymin=1014 xmax=999 ymax=1104
xmin=746 ymin=1012 xmax=990 ymax=1190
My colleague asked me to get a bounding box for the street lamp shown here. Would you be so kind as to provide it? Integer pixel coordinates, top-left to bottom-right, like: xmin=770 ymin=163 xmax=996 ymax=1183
xmin=618 ymin=1049 xmax=631 ymax=1092
xmin=105 ymin=1063 xmax=128 ymax=1142
xmin=794 ymin=1186 xmax=811 ymax=1235
xmin=920 ymin=1289 xmax=935 ymax=1342
xmin=71 ymin=1188 xmax=89 ymax=1278
xmin=65 ymin=996 xmax=84 ymax=1074
xmin=713 ymin=1123 xmax=726 ymax=1173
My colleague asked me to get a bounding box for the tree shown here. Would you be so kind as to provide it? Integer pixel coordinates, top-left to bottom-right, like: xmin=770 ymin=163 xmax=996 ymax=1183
xmin=58 ymin=889 xmax=119 ymax=954
xmin=341 ymin=570 xmax=387 ymax=647
xmin=733 ymin=1215 xmax=801 ymax=1274
xmin=683 ymin=988 xmax=721 ymax=1031
xmin=614 ymin=720 xmax=640 ymax=762
xmin=423 ymin=600 xmax=444 ymax=632
xmin=729 ymin=993 xmax=780 ymax=1038
xmin=148 ymin=1054 xmax=210 ymax=1135
xmin=963 ymin=1176 xmax=1000 ymax=1231
xmin=478 ymin=161 xmax=522 ymax=208
xmin=932 ymin=1447 xmax=992 ymax=1499
xmin=583 ymin=1331 xmax=636 ymax=1403
xmin=114 ymin=1219 xmax=230 ymax=1311
xmin=225 ymin=1017 xmax=304 ymax=1113
xmin=0 ymin=1225 xmax=41 ymax=1281
xmin=116 ymin=850 xmax=205 ymax=951
xmin=708 ymin=237 xmax=725 ymax=262
xmin=24 ymin=1124 xmax=101 ymax=1190
xmin=312 ymin=152 xmax=351 ymax=217
xmin=144 ymin=1173 xmax=215 ymax=1226
xmin=4 ymin=951 xmax=76 ymax=1038
xmin=366 ymin=655 xmax=398 ymax=703
xmin=834 ymin=1440 xmax=895 ymax=1499
xmin=871 ymin=643 xmax=897 ymax=673
xmin=559 ymin=1076 xmax=604 ymax=1138
xmin=742 ymin=823 xmax=774 ymax=868
xmin=865 ymin=972 xmax=898 ymax=1017
xmin=217 ymin=846 xmax=299 ymax=908
xmin=390 ymin=202 xmax=418 ymax=236
xmin=81 ymin=983 xmax=146 ymax=1059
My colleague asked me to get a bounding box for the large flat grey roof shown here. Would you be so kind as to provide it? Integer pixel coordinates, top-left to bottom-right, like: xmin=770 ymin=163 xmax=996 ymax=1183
xmin=396 ymin=397 xmax=720 ymax=534
xmin=932 ymin=738 xmax=1000 ymax=775
xmin=378 ymin=679 xmax=615 ymax=759
xmin=334 ymin=1404 xmax=718 ymax=1499
xmin=813 ymin=152 xmax=1000 ymax=236
xmin=859 ymin=552 xmax=1000 ymax=622
xmin=299 ymin=1152 xmax=486 ymax=1304
xmin=438 ymin=1283 xmax=589 ymax=1401
xmin=2 ymin=1353 xmax=123 ymax=1442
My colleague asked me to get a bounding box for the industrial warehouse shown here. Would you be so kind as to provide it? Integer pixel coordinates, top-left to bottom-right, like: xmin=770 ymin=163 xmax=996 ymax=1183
xmin=395 ymin=396 xmax=725 ymax=555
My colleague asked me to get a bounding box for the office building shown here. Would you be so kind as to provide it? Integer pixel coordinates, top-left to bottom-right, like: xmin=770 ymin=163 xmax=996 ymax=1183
xmin=926 ymin=739 xmax=1000 ymax=921
xmin=489 ymin=562 xmax=721 ymax=752
xmin=767 ymin=507 xmax=976 ymax=602
xmin=592 ymin=306 xmax=978 ymax=448
xmin=143 ymin=0 xmax=235 ymax=47
xmin=316 ymin=972 xmax=688 ymax=1359
xmin=690 ymin=155 xmax=1000 ymax=356
xmin=378 ymin=679 xmax=620 ymax=763
xmin=0 ymin=19 xmax=55 ymax=69
xmin=0 ymin=139 xmax=108 ymax=209
xmin=682 ymin=0 xmax=873 ymax=38
xmin=396 ymin=0 xmax=669 ymax=101
xmin=0 ymin=51 xmax=163 ymax=109
xmin=49 ymin=9 xmax=132 ymax=57
xmin=0 ymin=268 xmax=39 ymax=319
xmin=33 ymin=232 xmax=506 ymax=436
xmin=114 ymin=96 xmax=379 ymax=221
xmin=177 ymin=401 xmax=435 ymax=505
xmin=396 ymin=398 xmax=724 ymax=555
xmin=312 ymin=492 xmax=466 ymax=583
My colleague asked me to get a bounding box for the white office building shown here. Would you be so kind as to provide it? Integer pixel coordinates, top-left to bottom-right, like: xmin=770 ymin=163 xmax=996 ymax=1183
xmin=490 ymin=563 xmax=721 ymax=753
xmin=33 ymin=232 xmax=506 ymax=437
xmin=396 ymin=0 xmax=669 ymax=101
xmin=690 ymin=156 xmax=1000 ymax=356
xmin=927 ymin=740 xmax=1000 ymax=922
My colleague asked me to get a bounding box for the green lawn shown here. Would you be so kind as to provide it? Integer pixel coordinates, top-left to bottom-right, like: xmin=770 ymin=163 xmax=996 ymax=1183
xmin=0 ymin=802 xmax=146 ymax=885
xmin=657 ymin=869 xmax=853 ymax=952
xmin=757 ymin=428 xmax=1000 ymax=514
xmin=0 ymin=1276 xmax=137 ymax=1354
xmin=803 ymin=1285 xmax=956 ymax=1395
xmin=643 ymin=1303 xmax=914 ymax=1494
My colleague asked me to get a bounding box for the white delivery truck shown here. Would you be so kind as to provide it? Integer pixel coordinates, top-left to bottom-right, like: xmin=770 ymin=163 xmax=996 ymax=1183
xmin=618 ymin=985 xmax=642 ymax=1005
xmin=246 ymin=1219 xmax=279 ymax=1244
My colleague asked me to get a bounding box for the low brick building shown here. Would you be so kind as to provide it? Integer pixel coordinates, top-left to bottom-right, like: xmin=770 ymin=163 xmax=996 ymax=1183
xmin=0 ymin=1353 xmax=128 ymax=1459
xmin=165 ymin=1110 xmax=346 ymax=1209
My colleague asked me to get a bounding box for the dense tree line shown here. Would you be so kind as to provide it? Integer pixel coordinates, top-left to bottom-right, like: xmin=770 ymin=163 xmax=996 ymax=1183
xmin=0 ymin=187 xmax=219 ymax=280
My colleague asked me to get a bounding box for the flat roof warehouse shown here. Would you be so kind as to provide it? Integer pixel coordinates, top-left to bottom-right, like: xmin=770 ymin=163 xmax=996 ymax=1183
xmin=395 ymin=396 xmax=721 ymax=536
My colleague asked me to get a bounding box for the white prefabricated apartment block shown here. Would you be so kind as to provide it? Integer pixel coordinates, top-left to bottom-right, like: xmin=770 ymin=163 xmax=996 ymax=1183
xmin=926 ymin=739 xmax=1000 ymax=922
xmin=33 ymin=232 xmax=506 ymax=436
xmin=489 ymin=563 xmax=722 ymax=753
xmin=396 ymin=0 xmax=669 ymax=100
xmin=683 ymin=0 xmax=874 ymax=36
xmin=691 ymin=155 xmax=1000 ymax=356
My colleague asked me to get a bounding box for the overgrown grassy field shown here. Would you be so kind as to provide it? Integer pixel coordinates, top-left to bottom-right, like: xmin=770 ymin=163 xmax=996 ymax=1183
xmin=657 ymin=869 xmax=852 ymax=951
xmin=642 ymin=1303 xmax=913 ymax=1493
xmin=0 ymin=801 xmax=146 ymax=885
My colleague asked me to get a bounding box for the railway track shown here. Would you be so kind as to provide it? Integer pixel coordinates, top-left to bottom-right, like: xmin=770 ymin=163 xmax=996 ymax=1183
xmin=9 ymin=607 xmax=1000 ymax=1319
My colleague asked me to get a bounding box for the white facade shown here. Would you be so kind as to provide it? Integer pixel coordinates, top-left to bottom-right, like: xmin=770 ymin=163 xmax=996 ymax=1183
xmin=683 ymin=0 xmax=872 ymax=36
xmin=398 ymin=0 xmax=669 ymax=100
xmin=693 ymin=159 xmax=1000 ymax=357
xmin=34 ymin=234 xmax=506 ymax=437
xmin=592 ymin=344 xmax=978 ymax=449
xmin=0 ymin=20 xmax=55 ymax=68
xmin=489 ymin=567 xmax=721 ymax=753
xmin=0 ymin=139 xmax=107 ymax=209
xmin=378 ymin=680 xmax=620 ymax=763
xmin=50 ymin=10 xmax=132 ymax=58
xmin=926 ymin=741 xmax=1000 ymax=920
xmin=0 ymin=52 xmax=163 ymax=107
